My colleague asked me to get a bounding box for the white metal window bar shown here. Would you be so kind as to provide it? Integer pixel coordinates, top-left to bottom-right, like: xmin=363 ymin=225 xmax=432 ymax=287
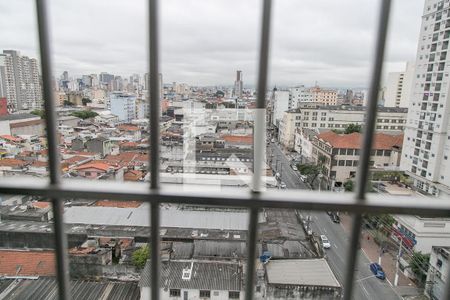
xmin=1 ymin=0 xmax=450 ymax=299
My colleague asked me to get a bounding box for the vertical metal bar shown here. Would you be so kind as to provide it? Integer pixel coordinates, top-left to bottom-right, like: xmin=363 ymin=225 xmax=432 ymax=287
xmin=148 ymin=0 xmax=161 ymax=299
xmin=247 ymin=0 xmax=272 ymax=299
xmin=35 ymin=0 xmax=70 ymax=299
xmin=252 ymin=0 xmax=272 ymax=191
xmin=343 ymin=1 xmax=391 ymax=300
xmin=245 ymin=207 xmax=259 ymax=300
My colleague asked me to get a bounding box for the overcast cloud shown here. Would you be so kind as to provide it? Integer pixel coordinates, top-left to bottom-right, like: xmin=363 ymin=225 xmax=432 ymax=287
xmin=0 ymin=0 xmax=424 ymax=88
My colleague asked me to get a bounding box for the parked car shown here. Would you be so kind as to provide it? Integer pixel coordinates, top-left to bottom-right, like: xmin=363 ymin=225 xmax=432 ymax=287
xmin=331 ymin=213 xmax=340 ymax=223
xmin=279 ymin=182 xmax=287 ymax=189
xmin=369 ymin=263 xmax=386 ymax=280
xmin=292 ymin=165 xmax=298 ymax=171
xmin=320 ymin=235 xmax=331 ymax=249
xmin=299 ymin=175 xmax=307 ymax=182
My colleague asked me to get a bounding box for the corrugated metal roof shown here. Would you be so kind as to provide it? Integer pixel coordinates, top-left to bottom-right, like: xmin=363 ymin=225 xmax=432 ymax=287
xmin=0 ymin=277 xmax=140 ymax=300
xmin=193 ymin=240 xmax=246 ymax=258
xmin=139 ymin=260 xmax=242 ymax=291
xmin=171 ymin=242 xmax=194 ymax=259
xmin=265 ymin=259 xmax=340 ymax=288
xmin=64 ymin=205 xmax=250 ymax=230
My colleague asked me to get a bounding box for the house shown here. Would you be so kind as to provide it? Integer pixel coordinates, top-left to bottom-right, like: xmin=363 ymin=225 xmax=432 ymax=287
xmin=0 ymin=114 xmax=44 ymax=136
xmin=86 ymin=137 xmax=113 ymax=157
xmin=74 ymin=162 xmax=114 ymax=179
xmin=311 ymin=131 xmax=403 ymax=185
xmin=139 ymin=260 xmax=244 ymax=300
xmin=58 ymin=116 xmax=81 ymax=127
xmin=294 ymin=127 xmax=318 ymax=163
xmin=264 ymin=259 xmax=342 ymax=299
xmin=0 ymin=249 xmax=56 ymax=276
xmin=0 ymin=158 xmax=29 ymax=176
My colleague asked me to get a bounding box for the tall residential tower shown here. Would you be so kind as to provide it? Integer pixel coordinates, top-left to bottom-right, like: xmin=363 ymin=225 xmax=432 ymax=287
xmin=401 ymin=0 xmax=450 ymax=196
xmin=233 ymin=70 xmax=243 ymax=98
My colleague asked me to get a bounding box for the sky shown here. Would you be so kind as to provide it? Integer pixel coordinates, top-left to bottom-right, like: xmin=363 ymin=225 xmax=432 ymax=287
xmin=0 ymin=0 xmax=424 ymax=88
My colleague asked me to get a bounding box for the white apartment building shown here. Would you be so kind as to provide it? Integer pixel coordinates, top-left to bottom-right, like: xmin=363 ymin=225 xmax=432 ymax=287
xmin=272 ymin=89 xmax=290 ymax=127
xmin=288 ymin=86 xmax=337 ymax=109
xmin=425 ymin=246 xmax=449 ymax=299
xmin=401 ymin=0 xmax=450 ymax=197
xmin=0 ymin=50 xmax=42 ymax=111
xmin=384 ymin=62 xmax=415 ymax=108
xmin=279 ymin=105 xmax=407 ymax=150
xmin=109 ymin=92 xmax=136 ymax=123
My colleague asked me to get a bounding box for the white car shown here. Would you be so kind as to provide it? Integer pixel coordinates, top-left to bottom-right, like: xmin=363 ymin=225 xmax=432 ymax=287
xmin=292 ymin=165 xmax=298 ymax=171
xmin=279 ymin=182 xmax=287 ymax=189
xmin=320 ymin=235 xmax=331 ymax=249
xmin=299 ymin=175 xmax=307 ymax=182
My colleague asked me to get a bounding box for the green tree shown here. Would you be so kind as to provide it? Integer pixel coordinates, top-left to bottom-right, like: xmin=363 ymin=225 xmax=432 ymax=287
xmin=63 ymin=100 xmax=74 ymax=106
xmin=344 ymin=180 xmax=354 ymax=192
xmin=132 ymin=245 xmax=150 ymax=269
xmin=70 ymin=110 xmax=98 ymax=119
xmin=331 ymin=129 xmax=343 ymax=134
xmin=344 ymin=123 xmax=362 ymax=134
xmin=409 ymin=251 xmax=430 ymax=285
xmin=31 ymin=109 xmax=45 ymax=119
xmin=82 ymin=97 xmax=92 ymax=106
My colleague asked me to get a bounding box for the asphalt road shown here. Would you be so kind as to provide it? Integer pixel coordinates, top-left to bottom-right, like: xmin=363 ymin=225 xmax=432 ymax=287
xmin=269 ymin=142 xmax=399 ymax=300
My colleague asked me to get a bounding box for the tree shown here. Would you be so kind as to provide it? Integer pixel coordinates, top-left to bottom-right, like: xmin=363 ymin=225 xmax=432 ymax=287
xmin=344 ymin=123 xmax=362 ymax=134
xmin=63 ymin=100 xmax=74 ymax=106
xmin=82 ymin=97 xmax=92 ymax=106
xmin=344 ymin=180 xmax=354 ymax=192
xmin=132 ymin=245 xmax=150 ymax=269
xmin=31 ymin=109 xmax=45 ymax=119
xmin=70 ymin=110 xmax=98 ymax=119
xmin=409 ymin=251 xmax=430 ymax=285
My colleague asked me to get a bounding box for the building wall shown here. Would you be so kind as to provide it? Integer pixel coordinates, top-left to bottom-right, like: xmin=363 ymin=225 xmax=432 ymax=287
xmin=401 ymin=0 xmax=450 ymax=197
xmin=140 ymin=287 xmax=244 ymax=300
xmin=110 ymin=93 xmax=136 ymax=123
xmin=425 ymin=247 xmax=449 ymax=300
xmin=394 ymin=215 xmax=450 ymax=253
xmin=272 ymin=91 xmax=290 ymax=127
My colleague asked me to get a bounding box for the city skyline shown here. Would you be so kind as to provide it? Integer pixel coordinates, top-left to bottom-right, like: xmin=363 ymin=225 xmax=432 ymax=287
xmin=1 ymin=0 xmax=424 ymax=87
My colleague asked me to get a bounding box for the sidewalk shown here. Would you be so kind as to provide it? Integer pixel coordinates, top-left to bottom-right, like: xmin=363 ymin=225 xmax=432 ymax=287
xmin=340 ymin=213 xmax=416 ymax=288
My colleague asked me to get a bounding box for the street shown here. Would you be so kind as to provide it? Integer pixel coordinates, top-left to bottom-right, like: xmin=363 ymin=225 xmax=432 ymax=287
xmin=268 ymin=142 xmax=400 ymax=300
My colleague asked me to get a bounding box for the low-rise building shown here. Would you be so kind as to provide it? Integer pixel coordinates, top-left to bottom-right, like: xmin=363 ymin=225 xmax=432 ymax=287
xmin=279 ymin=105 xmax=407 ymax=150
xmin=139 ymin=260 xmax=244 ymax=300
xmin=264 ymin=259 xmax=341 ymax=299
xmin=393 ymin=215 xmax=450 ymax=254
xmin=311 ymin=131 xmax=403 ymax=185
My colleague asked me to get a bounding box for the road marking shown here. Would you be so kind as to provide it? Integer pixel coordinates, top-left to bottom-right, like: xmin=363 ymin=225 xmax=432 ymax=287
xmin=333 ymin=244 xmax=338 ymax=249
xmin=358 ymin=281 xmax=371 ymax=299
xmin=357 ymin=275 xmax=376 ymax=282
xmin=323 ymin=228 xmax=327 ymax=233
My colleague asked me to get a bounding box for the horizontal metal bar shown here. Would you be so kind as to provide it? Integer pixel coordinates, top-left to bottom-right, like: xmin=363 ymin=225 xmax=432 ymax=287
xmin=0 ymin=178 xmax=449 ymax=216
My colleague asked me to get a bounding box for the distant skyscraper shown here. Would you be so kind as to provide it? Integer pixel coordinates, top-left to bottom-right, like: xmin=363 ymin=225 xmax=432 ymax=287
xmin=62 ymin=71 xmax=69 ymax=81
xmin=233 ymin=70 xmax=243 ymax=98
xmin=401 ymin=0 xmax=450 ymax=197
xmin=384 ymin=62 xmax=415 ymax=108
xmin=0 ymin=50 xmax=42 ymax=111
xmin=99 ymin=72 xmax=114 ymax=85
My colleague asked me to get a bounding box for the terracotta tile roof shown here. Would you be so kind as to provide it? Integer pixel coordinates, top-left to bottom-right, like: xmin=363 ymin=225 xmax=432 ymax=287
xmin=221 ymin=135 xmax=253 ymax=145
xmin=0 ymin=158 xmax=29 ymax=168
xmin=32 ymin=201 xmax=51 ymax=209
xmin=317 ymin=131 xmax=403 ymax=150
xmin=65 ymin=150 xmax=97 ymax=157
xmin=63 ymin=155 xmax=92 ymax=165
xmin=75 ymin=162 xmax=111 ymax=172
xmin=69 ymin=247 xmax=97 ymax=255
xmin=117 ymin=124 xmax=140 ymax=131
xmin=30 ymin=161 xmax=48 ymax=168
xmin=120 ymin=141 xmax=139 ymax=148
xmin=94 ymin=200 xmax=142 ymax=208
xmin=0 ymin=249 xmax=55 ymax=276
xmin=9 ymin=119 xmax=44 ymax=128
xmin=0 ymin=135 xmax=23 ymax=143
xmin=124 ymin=169 xmax=144 ymax=181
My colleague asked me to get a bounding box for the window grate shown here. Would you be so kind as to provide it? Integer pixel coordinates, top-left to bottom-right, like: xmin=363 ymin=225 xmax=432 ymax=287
xmin=1 ymin=0 xmax=450 ymax=299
